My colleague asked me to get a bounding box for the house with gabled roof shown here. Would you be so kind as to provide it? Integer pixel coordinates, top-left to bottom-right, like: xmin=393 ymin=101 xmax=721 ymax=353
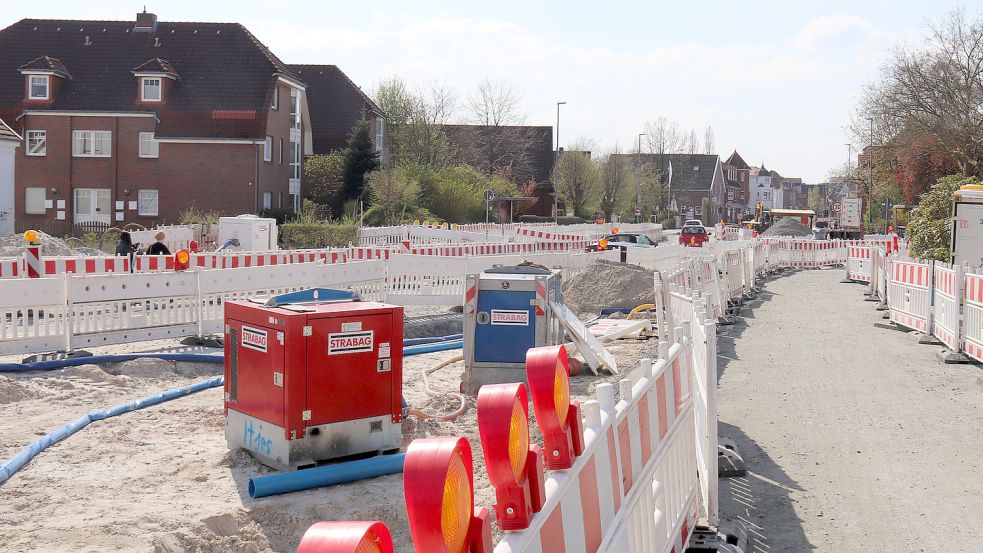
xmin=288 ymin=64 xmax=387 ymax=162
xmin=0 ymin=11 xmax=310 ymax=231
xmin=722 ymin=150 xmax=751 ymax=222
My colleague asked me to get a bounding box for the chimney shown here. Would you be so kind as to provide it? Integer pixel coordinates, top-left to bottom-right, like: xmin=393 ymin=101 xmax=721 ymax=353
xmin=134 ymin=10 xmax=158 ymax=33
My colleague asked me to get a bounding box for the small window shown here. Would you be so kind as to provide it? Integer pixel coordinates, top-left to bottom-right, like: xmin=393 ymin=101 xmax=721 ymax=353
xmin=264 ymin=136 xmax=272 ymax=162
xmin=375 ymin=117 xmax=384 ymax=153
xmin=278 ymin=192 xmax=283 ymax=208
xmin=693 ymin=165 xmax=700 ymax=172
xmin=26 ymin=130 xmax=46 ymax=156
xmin=262 ymin=192 xmax=272 ymax=210
xmin=72 ymin=130 xmax=112 ymax=157
xmin=138 ymin=132 xmax=159 ymax=158
xmin=29 ymin=75 xmax=49 ymax=100
xmin=278 ymin=138 xmax=283 ymax=164
xmin=271 ymin=86 xmax=279 ymax=109
xmin=25 ymin=187 xmax=46 ymax=214
xmin=141 ymin=77 xmax=162 ymax=102
xmin=138 ymin=189 xmax=158 ymax=216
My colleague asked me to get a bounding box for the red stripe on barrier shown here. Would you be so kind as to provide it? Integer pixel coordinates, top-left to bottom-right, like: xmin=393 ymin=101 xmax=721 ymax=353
xmin=618 ymin=418 xmax=633 ymax=493
xmin=540 ymin=505 xmax=567 ymax=553
xmin=671 ymin=359 xmax=683 ymax=415
xmin=606 ymin=429 xmax=622 ymax=512
xmin=657 ymin=374 xmax=668 ymax=439
xmin=578 ymin=457 xmax=603 ymax=553
xmin=638 ymin=394 xmax=652 ymax=464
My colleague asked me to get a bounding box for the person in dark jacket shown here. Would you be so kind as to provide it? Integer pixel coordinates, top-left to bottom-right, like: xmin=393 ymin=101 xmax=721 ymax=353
xmin=115 ymin=232 xmax=139 ymax=256
xmin=146 ymin=232 xmax=171 ymax=256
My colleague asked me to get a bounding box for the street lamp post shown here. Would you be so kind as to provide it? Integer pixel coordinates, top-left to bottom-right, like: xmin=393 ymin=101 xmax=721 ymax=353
xmin=635 ymin=133 xmax=645 ymax=223
xmin=554 ymin=101 xmax=566 ymax=221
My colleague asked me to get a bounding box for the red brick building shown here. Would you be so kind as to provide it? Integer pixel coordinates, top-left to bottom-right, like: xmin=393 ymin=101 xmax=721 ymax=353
xmin=0 ymin=12 xmax=308 ymax=231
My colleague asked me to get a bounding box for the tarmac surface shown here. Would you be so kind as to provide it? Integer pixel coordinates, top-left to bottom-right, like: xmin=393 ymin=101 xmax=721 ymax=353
xmin=716 ymin=268 xmax=983 ymax=552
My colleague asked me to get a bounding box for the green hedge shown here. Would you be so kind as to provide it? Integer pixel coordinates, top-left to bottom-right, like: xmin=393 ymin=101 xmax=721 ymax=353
xmin=518 ymin=215 xmax=588 ymax=225
xmin=280 ymin=222 xmax=358 ymax=249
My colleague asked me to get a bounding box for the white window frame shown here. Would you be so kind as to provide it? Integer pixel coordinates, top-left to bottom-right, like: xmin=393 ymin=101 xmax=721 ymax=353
xmin=271 ymin=86 xmax=279 ymax=110
xmin=138 ymin=132 xmax=159 ymax=158
xmin=264 ymin=136 xmax=272 ymax=162
xmin=374 ymin=117 xmax=384 ymax=153
xmin=26 ymin=130 xmax=46 ymax=156
xmin=29 ymin=75 xmax=49 ymax=100
xmin=138 ymin=189 xmax=159 ymax=216
xmin=72 ymin=130 xmax=112 ymax=158
xmin=289 ymin=140 xmax=301 ymax=180
xmin=141 ymin=77 xmax=162 ymax=102
xmin=25 ymin=187 xmax=46 ymax=214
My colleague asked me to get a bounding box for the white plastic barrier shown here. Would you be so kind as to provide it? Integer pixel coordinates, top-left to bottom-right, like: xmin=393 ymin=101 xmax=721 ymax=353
xmin=720 ymin=249 xmax=745 ymax=302
xmin=964 ymin=272 xmax=983 ymax=363
xmin=623 ymin=246 xmax=686 ymax=271
xmin=931 ymin=262 xmax=962 ymax=352
xmin=129 ymin=226 xmax=195 ymax=252
xmin=496 ymin=322 xmax=703 ymax=553
xmin=846 ymin=245 xmax=873 ymax=282
xmin=887 ymin=258 xmax=933 ymax=334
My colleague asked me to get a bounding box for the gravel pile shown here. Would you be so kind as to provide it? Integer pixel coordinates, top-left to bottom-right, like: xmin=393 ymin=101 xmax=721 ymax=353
xmin=0 ymin=231 xmax=104 ymax=257
xmin=563 ymin=259 xmax=655 ymax=316
xmin=762 ymin=217 xmax=812 ymax=237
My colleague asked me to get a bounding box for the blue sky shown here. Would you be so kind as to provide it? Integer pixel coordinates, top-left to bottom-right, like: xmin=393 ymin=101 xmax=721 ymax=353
xmin=1 ymin=1 xmax=971 ymax=181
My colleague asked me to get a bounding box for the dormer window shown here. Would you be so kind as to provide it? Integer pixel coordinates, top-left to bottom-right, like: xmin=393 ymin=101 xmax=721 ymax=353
xmin=141 ymin=77 xmax=162 ymax=102
xmin=29 ymin=76 xmax=49 ymax=100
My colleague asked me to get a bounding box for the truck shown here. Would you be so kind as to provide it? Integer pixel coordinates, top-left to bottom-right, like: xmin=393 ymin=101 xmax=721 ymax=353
xmin=951 ymin=184 xmax=983 ymax=272
xmin=828 ymin=197 xmax=864 ymax=240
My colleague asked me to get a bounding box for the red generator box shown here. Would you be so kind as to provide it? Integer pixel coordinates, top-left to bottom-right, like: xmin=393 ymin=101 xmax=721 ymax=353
xmin=223 ymin=289 xmax=403 ymax=470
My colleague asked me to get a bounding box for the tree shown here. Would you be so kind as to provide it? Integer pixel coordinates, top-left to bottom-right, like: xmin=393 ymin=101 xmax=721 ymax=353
xmin=598 ymin=146 xmax=631 ymax=221
xmin=342 ymin=120 xmax=381 ymax=206
xmin=807 ymin=187 xmax=824 ymax=213
xmin=644 ymin=117 xmax=683 ymax=211
xmin=374 ymin=78 xmax=456 ymax=167
xmin=551 ymin=144 xmax=600 ymax=218
xmin=635 ymin=162 xmax=664 ymax=221
xmin=701 ymin=198 xmax=712 ymax=226
xmin=704 ymin=126 xmax=715 ymax=155
xmin=465 ymin=79 xmax=524 ymax=126
xmin=856 ymin=9 xmax=983 ymax=179
xmin=687 ymin=129 xmax=699 ymax=154
xmin=907 ymin=174 xmax=978 ymax=260
xmin=303 ymin=152 xmax=345 ymax=217
xmin=365 ymin=165 xmax=420 ymax=226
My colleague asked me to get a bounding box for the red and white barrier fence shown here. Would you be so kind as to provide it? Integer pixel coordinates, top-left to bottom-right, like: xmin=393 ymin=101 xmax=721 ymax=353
xmin=964 ymin=272 xmax=983 ymax=363
xmin=886 ymin=259 xmax=933 ymax=334
xmin=932 ymin=262 xmax=962 ymax=352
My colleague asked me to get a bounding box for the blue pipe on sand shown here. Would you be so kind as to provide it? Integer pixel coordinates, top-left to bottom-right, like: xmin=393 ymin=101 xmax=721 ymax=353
xmin=402 ymin=333 xmax=464 ymax=346
xmin=248 ymin=453 xmax=406 ymax=499
xmin=0 ymin=339 xmax=463 ymax=484
xmin=0 ymin=374 xmax=223 ymax=484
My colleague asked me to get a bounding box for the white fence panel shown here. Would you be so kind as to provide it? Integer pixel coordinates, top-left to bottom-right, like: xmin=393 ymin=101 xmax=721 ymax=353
xmin=931 ymin=262 xmax=962 ymax=352
xmin=962 ymin=272 xmax=983 ymax=363
xmin=887 ymin=259 xmax=933 ymax=333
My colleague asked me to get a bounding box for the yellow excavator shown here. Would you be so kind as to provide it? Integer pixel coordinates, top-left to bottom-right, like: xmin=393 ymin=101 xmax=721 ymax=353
xmin=742 ymin=202 xmax=766 ymax=232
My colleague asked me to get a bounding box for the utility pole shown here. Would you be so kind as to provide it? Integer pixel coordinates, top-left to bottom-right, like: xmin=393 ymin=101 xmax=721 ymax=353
xmin=553 ymin=101 xmax=566 ymax=221
xmin=868 ymin=118 xmax=875 ymax=229
xmin=635 ymin=133 xmax=645 ymax=223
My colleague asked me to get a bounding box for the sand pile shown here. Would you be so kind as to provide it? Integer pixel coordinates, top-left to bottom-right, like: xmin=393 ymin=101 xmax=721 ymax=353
xmin=0 ymin=231 xmax=104 ymax=257
xmin=563 ymin=259 xmax=655 ymax=316
xmin=762 ymin=217 xmax=812 ymax=237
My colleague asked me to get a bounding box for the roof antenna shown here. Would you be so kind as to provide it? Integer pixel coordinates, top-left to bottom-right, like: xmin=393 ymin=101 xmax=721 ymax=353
xmin=143 ymin=5 xmax=147 ymax=13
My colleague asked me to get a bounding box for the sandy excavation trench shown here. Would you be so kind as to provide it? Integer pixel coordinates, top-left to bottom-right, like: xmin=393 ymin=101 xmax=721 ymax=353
xmin=0 ymin=334 xmax=659 ymax=552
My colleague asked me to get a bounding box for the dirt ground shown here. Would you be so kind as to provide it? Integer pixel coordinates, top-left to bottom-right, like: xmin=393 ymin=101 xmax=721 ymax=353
xmin=716 ymin=269 xmax=983 ymax=552
xmin=0 ymin=327 xmax=657 ymax=552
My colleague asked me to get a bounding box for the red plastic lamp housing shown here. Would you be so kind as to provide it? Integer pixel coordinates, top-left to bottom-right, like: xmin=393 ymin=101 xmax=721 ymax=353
xmin=404 ymin=437 xmax=492 ymax=553
xmin=296 ymin=521 xmax=393 ymax=553
xmin=526 ymin=345 xmax=585 ymax=470
xmin=477 ymin=383 xmax=546 ymax=530
xmin=174 ymin=249 xmax=191 ymax=271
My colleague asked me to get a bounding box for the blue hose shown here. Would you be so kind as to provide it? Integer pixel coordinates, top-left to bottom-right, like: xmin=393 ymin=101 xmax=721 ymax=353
xmin=402 ymin=333 xmax=463 ymax=346
xmin=0 ymin=353 xmax=223 ymax=372
xmin=248 ymin=453 xmax=406 ymax=498
xmin=403 ymin=340 xmax=463 ymax=356
xmin=0 ymin=375 xmax=223 ymax=484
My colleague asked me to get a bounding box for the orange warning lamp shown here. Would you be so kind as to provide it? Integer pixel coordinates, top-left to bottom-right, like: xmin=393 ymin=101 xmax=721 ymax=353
xmin=296 ymin=521 xmax=394 ymax=553
xmin=404 ymin=437 xmax=492 ymax=553
xmin=525 ymin=345 xmax=585 ymax=470
xmin=477 ymin=383 xmax=546 ymax=530
xmin=23 ymin=230 xmax=40 ymax=245
xmin=598 ymin=239 xmax=609 ymax=251
xmin=174 ymin=249 xmax=191 ymax=271
xmin=189 ymin=239 xmax=200 ymax=253
xmin=611 ymin=227 xmax=619 ymax=234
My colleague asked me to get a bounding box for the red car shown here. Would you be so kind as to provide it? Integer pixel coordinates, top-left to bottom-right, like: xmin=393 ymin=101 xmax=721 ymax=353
xmin=679 ymin=226 xmax=709 ymax=247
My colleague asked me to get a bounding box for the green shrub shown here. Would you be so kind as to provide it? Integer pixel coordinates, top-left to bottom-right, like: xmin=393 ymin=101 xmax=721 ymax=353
xmin=907 ymin=173 xmax=979 ymax=261
xmin=178 ymin=204 xmax=221 ymax=225
xmin=518 ymin=214 xmax=588 ymax=225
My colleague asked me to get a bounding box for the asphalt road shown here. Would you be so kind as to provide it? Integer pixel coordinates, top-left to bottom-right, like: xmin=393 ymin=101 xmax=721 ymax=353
xmin=716 ymin=268 xmax=983 ymax=552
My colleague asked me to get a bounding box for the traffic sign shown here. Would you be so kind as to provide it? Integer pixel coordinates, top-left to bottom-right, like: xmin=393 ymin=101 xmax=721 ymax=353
xmin=832 ymin=202 xmax=841 ymax=213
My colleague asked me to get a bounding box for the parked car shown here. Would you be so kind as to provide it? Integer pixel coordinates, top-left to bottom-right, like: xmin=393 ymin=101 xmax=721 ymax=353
xmin=679 ymin=226 xmax=709 ymax=247
xmin=586 ymin=233 xmax=658 ymax=252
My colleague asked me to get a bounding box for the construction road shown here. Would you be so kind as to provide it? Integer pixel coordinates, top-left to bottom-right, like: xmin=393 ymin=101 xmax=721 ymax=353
xmin=716 ymin=268 xmax=983 ymax=552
